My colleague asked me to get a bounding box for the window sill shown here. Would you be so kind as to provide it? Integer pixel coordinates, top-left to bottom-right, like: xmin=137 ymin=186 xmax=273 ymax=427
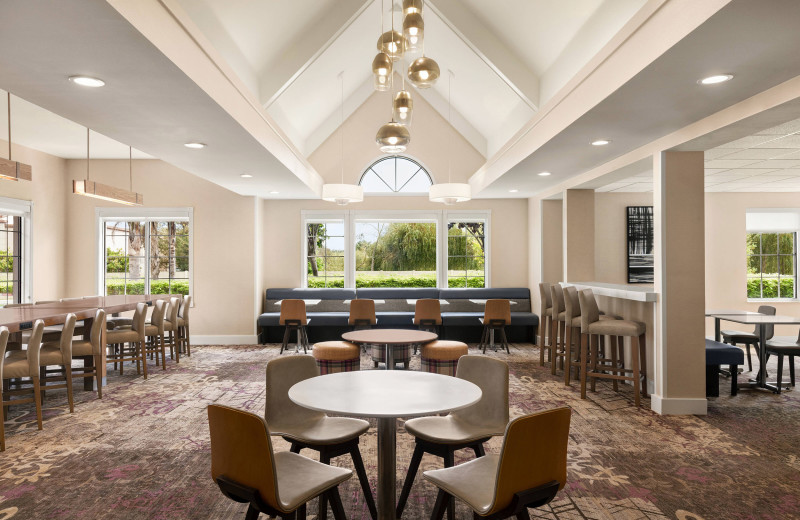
xmin=747 ymin=298 xmax=800 ymax=303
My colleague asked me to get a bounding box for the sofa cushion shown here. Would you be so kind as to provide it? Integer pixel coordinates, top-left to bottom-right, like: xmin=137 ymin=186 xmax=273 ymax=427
xmin=441 ymin=312 xmax=483 ymax=327
xmin=510 ymin=312 xmax=539 ymax=327
xmin=438 ymin=288 xmax=530 ymax=300
xmin=266 ymin=288 xmax=356 ymax=300
xmin=257 ymin=312 xmax=280 ymax=327
xmin=306 ymin=312 xmax=351 ymax=326
xmin=376 ymin=312 xmax=415 ymax=326
xmin=357 ymin=288 xmax=440 ymax=300
xmin=706 ymin=339 xmax=745 ymax=365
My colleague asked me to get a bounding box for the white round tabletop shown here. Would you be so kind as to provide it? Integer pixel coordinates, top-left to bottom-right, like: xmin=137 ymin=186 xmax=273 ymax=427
xmin=288 ymin=371 xmax=482 ymax=419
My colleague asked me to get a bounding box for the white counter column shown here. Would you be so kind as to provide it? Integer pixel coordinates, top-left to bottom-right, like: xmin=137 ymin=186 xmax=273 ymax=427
xmin=652 ymin=151 xmax=707 ymax=415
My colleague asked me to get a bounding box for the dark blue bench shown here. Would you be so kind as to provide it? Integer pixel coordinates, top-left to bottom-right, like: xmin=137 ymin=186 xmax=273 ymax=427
xmin=706 ymin=339 xmax=744 ymax=396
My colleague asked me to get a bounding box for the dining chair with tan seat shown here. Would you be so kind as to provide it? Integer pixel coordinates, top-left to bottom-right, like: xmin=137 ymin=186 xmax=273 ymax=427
xmin=349 ymin=299 xmax=376 ymax=330
xmin=721 ymin=305 xmax=776 ymax=372
xmin=479 ymin=299 xmax=512 ymax=354
xmin=563 ymin=286 xmax=621 ymax=386
xmin=208 ymin=404 xmax=352 ymax=520
xmin=1 ymin=322 xmax=44 ymax=451
xmin=578 ymin=289 xmax=648 ymax=407
xmin=106 ymin=302 xmax=148 ymax=379
xmin=396 ymin=356 xmax=509 ymax=519
xmin=38 ymin=313 xmax=77 ymax=413
xmin=538 ymin=283 xmax=554 ymax=367
xmin=177 ymin=295 xmax=192 ymax=358
xmin=765 ymin=328 xmax=800 ymax=393
xmin=163 ymin=297 xmax=182 ymax=362
xmin=54 ymin=309 xmax=106 ymax=398
xmin=279 ymin=299 xmax=309 ymax=354
xmin=423 ymin=407 xmax=571 ymax=520
xmin=144 ymin=300 xmax=168 ymax=370
xmin=265 ymin=356 xmax=377 ymax=520
xmin=549 ymin=285 xmax=569 ymax=374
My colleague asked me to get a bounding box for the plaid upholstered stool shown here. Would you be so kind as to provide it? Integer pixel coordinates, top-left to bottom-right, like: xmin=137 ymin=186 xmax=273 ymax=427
xmin=312 ymin=341 xmax=361 ymax=374
xmin=421 ymin=341 xmax=469 ymax=376
xmin=372 ymin=343 xmax=413 ymax=369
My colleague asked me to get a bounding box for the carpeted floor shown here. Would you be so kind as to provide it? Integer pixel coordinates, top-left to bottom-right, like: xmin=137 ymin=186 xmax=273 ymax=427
xmin=1 ymin=344 xmax=799 ymax=520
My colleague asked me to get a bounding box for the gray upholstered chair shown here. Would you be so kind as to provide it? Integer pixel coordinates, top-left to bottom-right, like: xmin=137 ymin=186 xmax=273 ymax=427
xmin=61 ymin=309 xmax=106 ymax=397
xmin=265 ymin=356 xmax=377 ymax=520
xmin=177 ymin=295 xmax=192 ymax=357
xmin=563 ymin=286 xmax=620 ymax=386
xmin=549 ymin=285 xmax=568 ymax=373
xmin=208 ymin=404 xmax=352 ymax=520
xmin=163 ymin=297 xmax=182 ymax=362
xmin=423 ymin=407 xmax=571 ymax=520
xmin=765 ymin=328 xmax=800 ymax=393
xmin=538 ymin=283 xmax=553 ymax=366
xmin=721 ymin=305 xmax=776 ymax=372
xmin=1 ymin=321 xmax=44 ymax=451
xmin=578 ymin=289 xmax=647 ymax=407
xmin=145 ymin=300 xmax=168 ymax=370
xmin=39 ymin=313 xmax=77 ymax=413
xmin=106 ymin=302 xmax=148 ymax=378
xmin=397 ymin=356 xmax=509 ymax=519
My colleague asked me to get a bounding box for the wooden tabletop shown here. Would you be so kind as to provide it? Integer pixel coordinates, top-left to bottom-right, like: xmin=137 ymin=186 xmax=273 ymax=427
xmin=342 ymin=328 xmax=437 ymax=345
xmin=288 ymin=371 xmax=482 ymax=418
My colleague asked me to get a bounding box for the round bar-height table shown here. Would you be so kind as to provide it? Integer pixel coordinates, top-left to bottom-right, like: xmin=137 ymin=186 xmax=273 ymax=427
xmin=342 ymin=329 xmax=437 ymax=370
xmin=289 ymin=371 xmax=481 ymax=520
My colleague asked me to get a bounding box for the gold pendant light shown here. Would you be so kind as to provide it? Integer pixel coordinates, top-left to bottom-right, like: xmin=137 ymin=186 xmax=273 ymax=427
xmin=392 ymin=90 xmax=413 ymax=125
xmin=406 ymin=0 xmax=438 ymax=88
xmin=372 ymin=52 xmax=393 ymax=91
xmin=73 ymin=129 xmax=144 ymax=206
xmin=322 ymin=72 xmax=363 ymax=205
xmin=403 ymin=12 xmax=424 ymax=53
xmin=376 ymin=121 xmax=410 ymax=153
xmin=0 ymin=93 xmax=32 ymax=182
xmin=377 ymin=30 xmax=406 ymax=61
xmin=402 ymin=0 xmax=422 ymax=15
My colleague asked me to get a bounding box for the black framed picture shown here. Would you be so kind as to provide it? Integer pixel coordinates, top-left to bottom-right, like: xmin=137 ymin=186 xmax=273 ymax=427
xmin=627 ymin=206 xmax=654 ymax=283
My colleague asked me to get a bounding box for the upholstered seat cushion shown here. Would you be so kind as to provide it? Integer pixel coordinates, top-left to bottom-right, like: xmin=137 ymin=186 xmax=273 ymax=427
xmin=423 ymin=454 xmax=499 ymax=516
xmin=705 ymin=339 xmax=744 ymax=365
xmin=271 ymin=416 xmax=370 ymax=446
xmin=312 ymin=341 xmax=360 ymax=361
xmin=720 ymin=330 xmax=759 ymax=344
xmin=421 ymin=341 xmax=468 ymax=361
xmin=404 ymin=415 xmax=504 ymax=444
xmin=587 ymin=319 xmax=645 ymax=337
xmin=569 ymin=315 xmax=618 ymax=328
xmin=257 ymin=312 xmax=281 ymax=327
xmin=376 ymin=312 xmax=415 ymax=326
xmin=106 ymin=329 xmax=140 ymax=343
xmin=441 ymin=312 xmax=483 ymax=326
xmin=2 ymin=351 xmax=31 ymax=378
xmin=273 ymin=450 xmax=352 ymax=511
xmin=70 ymin=339 xmax=95 ymax=357
xmin=765 ymin=336 xmax=800 ymax=353
xmin=39 ymin=345 xmax=66 ymax=365
xmin=509 ymin=312 xmax=539 ymax=326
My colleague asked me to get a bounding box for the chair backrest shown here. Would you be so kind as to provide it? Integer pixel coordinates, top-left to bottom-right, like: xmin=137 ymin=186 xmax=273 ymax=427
xmin=414 ymin=299 xmax=442 ymax=325
xmin=90 ymin=309 xmax=106 ymax=355
xmin=488 ymin=407 xmax=571 ymax=515
xmin=754 ymin=305 xmax=777 ymax=339
xmin=550 ymin=285 xmax=565 ymax=321
xmin=349 ymin=299 xmax=376 ymax=325
xmin=131 ymin=303 xmax=148 ymax=338
xmin=578 ymin=289 xmax=600 ymax=333
xmin=179 ymin=295 xmax=192 ymax=323
xmin=25 ymin=320 xmax=44 ymax=378
xmin=538 ymin=283 xmax=552 ymax=316
xmin=208 ymin=404 xmax=281 ymax=510
xmin=279 ymin=299 xmax=307 ymax=325
xmin=150 ymin=300 xmax=167 ymax=333
xmin=452 ymin=356 xmax=509 ymax=432
xmin=0 ymin=327 xmax=9 ymax=379
xmin=55 ymin=314 xmax=77 ymax=364
xmin=563 ymin=286 xmax=580 ymax=322
xmin=264 ymin=356 xmax=324 ymax=430
xmin=167 ymin=297 xmax=181 ymax=327
xmin=484 ymin=299 xmax=511 ymax=325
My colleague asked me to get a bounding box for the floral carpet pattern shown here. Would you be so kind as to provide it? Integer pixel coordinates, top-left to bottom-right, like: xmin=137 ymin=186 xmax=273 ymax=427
xmin=1 ymin=344 xmax=799 ymax=519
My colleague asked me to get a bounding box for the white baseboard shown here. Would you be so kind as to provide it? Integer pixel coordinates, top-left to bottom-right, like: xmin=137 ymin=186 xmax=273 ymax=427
xmin=650 ymin=394 xmax=707 ymax=415
xmin=192 ymin=335 xmax=259 ymax=345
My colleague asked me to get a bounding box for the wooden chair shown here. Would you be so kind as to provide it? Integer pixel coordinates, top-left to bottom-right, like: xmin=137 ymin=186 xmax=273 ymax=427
xmin=106 ymin=302 xmax=148 ymax=379
xmin=279 ymin=299 xmax=309 ymax=354
xmin=549 ymin=285 xmax=568 ymax=371
xmin=163 ymin=297 xmax=182 ymax=362
xmin=265 ymin=356 xmax=377 ymax=520
xmin=177 ymin=295 xmax=192 ymax=357
xmin=563 ymin=286 xmax=620 ymax=386
xmin=1 ymin=322 xmax=44 ymax=451
xmin=38 ymin=313 xmax=77 ymax=413
xmin=423 ymin=408 xmax=571 ymax=520
xmin=721 ymin=305 xmax=776 ymax=371
xmin=479 ymin=299 xmax=511 ymax=354
xmin=349 ymin=299 xmax=376 ymax=329
xmin=62 ymin=309 xmax=106 ymax=397
xmin=144 ymin=300 xmax=168 ymax=370
xmin=397 ymin=356 xmax=509 ymax=519
xmin=765 ymin=328 xmax=800 ymax=393
xmin=537 ymin=283 xmax=553 ymax=366
xmin=414 ymin=299 xmax=442 ymax=354
xmin=208 ymin=403 xmax=352 ymax=520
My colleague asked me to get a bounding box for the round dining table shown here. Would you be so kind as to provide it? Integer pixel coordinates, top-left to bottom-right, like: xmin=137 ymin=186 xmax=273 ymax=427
xmin=288 ymin=370 xmax=482 ymax=520
xmin=341 ymin=328 xmax=437 ymax=370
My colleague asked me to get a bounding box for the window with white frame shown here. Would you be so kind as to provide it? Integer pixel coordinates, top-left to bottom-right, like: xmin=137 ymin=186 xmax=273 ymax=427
xmin=98 ymin=208 xmax=192 ymax=296
xmin=746 ymin=209 xmax=799 ymax=300
xmin=359 ymin=156 xmax=433 ymax=194
xmin=302 ymin=210 xmax=489 ymax=288
xmin=0 ymin=197 xmax=32 ymax=307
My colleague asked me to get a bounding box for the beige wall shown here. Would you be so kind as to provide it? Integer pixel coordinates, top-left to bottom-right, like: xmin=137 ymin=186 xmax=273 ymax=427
xmin=64 ymin=159 xmax=257 ymax=338
xmin=261 ymin=197 xmax=528 ymax=290
xmin=594 ymin=192 xmax=653 ymax=284
xmin=0 ymin=140 xmax=68 ymax=301
xmin=308 ymin=89 xmax=485 ymax=185
xmin=563 ymin=189 xmax=595 ymax=281
xmin=541 ymin=199 xmax=563 ymax=285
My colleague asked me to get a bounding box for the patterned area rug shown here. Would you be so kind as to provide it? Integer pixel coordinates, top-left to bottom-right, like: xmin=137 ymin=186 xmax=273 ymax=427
xmin=1 ymin=344 xmax=799 ymax=520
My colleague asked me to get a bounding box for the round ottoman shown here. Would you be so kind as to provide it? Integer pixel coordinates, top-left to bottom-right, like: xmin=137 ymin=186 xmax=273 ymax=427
xmin=312 ymin=341 xmax=361 ymax=374
xmin=420 ymin=340 xmax=469 ymax=376
xmin=371 ymin=343 xmax=413 ymax=369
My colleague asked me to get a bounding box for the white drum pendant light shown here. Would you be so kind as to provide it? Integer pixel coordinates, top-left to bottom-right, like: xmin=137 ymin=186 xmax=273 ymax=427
xmin=322 ymin=72 xmax=363 ymax=205
xmin=429 ymin=70 xmax=471 ymax=204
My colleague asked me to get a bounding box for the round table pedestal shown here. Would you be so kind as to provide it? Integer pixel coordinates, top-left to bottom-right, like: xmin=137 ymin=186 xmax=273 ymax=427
xmin=377 ymin=417 xmax=397 ymax=519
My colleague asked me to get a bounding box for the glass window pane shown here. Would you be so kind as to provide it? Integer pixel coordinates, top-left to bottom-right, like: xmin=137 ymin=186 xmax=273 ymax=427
xmin=125 ymin=279 xmax=145 ymax=295
xmin=762 ymin=233 xmax=778 ymax=254
xmin=779 ymin=255 xmax=794 ymax=276
xmin=448 ymin=276 xmax=467 ymax=288
xmin=746 ymin=233 xmax=760 ymax=255
xmin=747 ymin=255 xmax=761 ymax=275
xmin=779 ymin=233 xmax=794 ymax=254
xmin=747 ymin=279 xmax=761 ymax=299
xmin=360 ymin=170 xmax=393 ymax=193
xmin=762 ymin=255 xmax=778 ymax=275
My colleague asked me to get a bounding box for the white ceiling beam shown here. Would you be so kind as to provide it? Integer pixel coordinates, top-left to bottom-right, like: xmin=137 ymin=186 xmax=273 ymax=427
xmin=259 ymin=0 xmax=373 ymax=108
xmin=425 ymin=0 xmax=540 ymax=110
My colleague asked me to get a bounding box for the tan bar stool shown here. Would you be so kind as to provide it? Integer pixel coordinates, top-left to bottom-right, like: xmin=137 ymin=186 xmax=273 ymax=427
xmin=279 ymin=299 xmax=309 ymax=354
xmin=414 ymin=299 xmax=441 ymax=354
xmin=312 ymin=341 xmax=361 ymax=374
xmin=479 ymin=299 xmax=511 ymax=354
xmin=420 ymin=340 xmax=468 ymax=376
xmin=549 ymin=285 xmax=567 ymax=374
xmin=563 ymin=286 xmax=621 ymax=386
xmin=538 ymin=283 xmax=554 ymax=366
xmin=578 ymin=289 xmax=648 ymax=407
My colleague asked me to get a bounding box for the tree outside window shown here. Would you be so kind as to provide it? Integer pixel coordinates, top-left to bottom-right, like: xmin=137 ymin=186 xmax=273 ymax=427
xmin=746 ymin=232 xmax=796 ymax=298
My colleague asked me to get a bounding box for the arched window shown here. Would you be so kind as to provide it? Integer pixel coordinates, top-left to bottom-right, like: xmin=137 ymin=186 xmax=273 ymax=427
xmin=359 ymin=156 xmax=433 ymax=193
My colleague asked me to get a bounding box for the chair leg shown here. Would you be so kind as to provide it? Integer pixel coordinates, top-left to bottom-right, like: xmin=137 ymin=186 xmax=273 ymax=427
xmin=32 ymin=376 xmax=43 ymax=430
xmin=632 ymin=335 xmax=641 ymax=407
xmin=140 ymin=342 xmax=148 ymax=380
xmin=397 ymin=444 xmax=425 ymax=517
xmin=589 ymin=334 xmax=598 ymax=393
xmin=327 ymin=488 xmax=347 ymax=520
xmin=538 ymin=316 xmax=547 ymax=366
xmin=777 ymin=354 xmax=784 ymax=394
xmin=350 ymin=446 xmax=378 ymax=520
xmin=731 ymin=364 xmax=738 ymax=396
xmin=281 ymin=326 xmax=290 ymax=354
xmin=745 ymin=343 xmax=752 ymax=372
xmin=790 ymin=355 xmax=796 ymax=386
xmin=472 ymin=443 xmax=485 ymax=457
xmin=0 ymin=387 xmax=5 ymax=451
xmin=244 ymin=504 xmax=260 ymax=520
xmin=430 ymin=489 xmax=449 ymax=520
xmin=94 ymin=354 xmax=103 ymax=399
xmin=444 ymin=449 xmax=455 ymax=520
xmin=65 ymin=365 xmax=74 ymax=413
xmin=563 ymin=325 xmax=573 ymax=385
xmin=501 ymin=327 xmax=510 ymax=354
xmin=638 ymin=333 xmax=648 ymax=397
xmin=185 ymin=324 xmax=191 ymax=357
xmin=318 ymin=453 xmax=331 ymax=520
xmin=516 ymin=511 xmax=532 ymax=520
xmin=296 ymin=503 xmax=306 ymax=520
xmin=611 ymin=339 xmax=619 ymax=392
xmin=580 ymin=333 xmax=589 ymax=399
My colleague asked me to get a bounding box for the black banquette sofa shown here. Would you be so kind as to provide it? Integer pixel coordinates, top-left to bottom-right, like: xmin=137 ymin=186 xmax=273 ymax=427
xmin=257 ymin=287 xmax=539 ymax=344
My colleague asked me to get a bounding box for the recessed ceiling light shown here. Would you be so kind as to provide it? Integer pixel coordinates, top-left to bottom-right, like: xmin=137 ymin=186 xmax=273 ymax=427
xmin=68 ymin=76 xmax=105 ymax=88
xmin=538 ymin=171 xmax=552 ymax=176
xmin=184 ymin=142 xmax=206 ymax=149
xmin=699 ymin=74 xmax=734 ymax=85
xmin=509 ymin=189 xmax=519 ymax=193
xmin=591 ymin=140 xmax=610 ymax=146
xmin=240 ymin=173 xmax=253 ymax=178
xmin=269 ymin=191 xmax=279 ymax=195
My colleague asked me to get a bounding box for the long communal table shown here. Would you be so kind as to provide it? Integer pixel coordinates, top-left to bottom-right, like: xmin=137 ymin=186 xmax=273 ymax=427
xmin=0 ymin=294 xmax=176 ymax=389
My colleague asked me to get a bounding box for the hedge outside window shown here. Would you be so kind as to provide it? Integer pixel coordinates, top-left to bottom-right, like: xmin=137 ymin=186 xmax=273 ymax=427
xmin=447 ymin=221 xmax=486 ymax=288
xmin=0 ymin=215 xmax=22 ymax=307
xmin=746 ymin=232 xmax=796 ymax=299
xmin=307 ymin=220 xmax=345 ymax=288
xmin=104 ymin=220 xmax=190 ymax=296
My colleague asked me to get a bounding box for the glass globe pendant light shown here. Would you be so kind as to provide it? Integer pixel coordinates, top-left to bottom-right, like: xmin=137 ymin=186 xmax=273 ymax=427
xmin=403 ymin=0 xmax=422 ymax=15
xmin=408 ymin=56 xmax=439 ymax=88
xmin=429 ymin=70 xmax=471 ymax=205
xmin=392 ymin=89 xmax=413 ymax=125
xmin=376 ymin=121 xmax=410 ymax=153
xmin=403 ymin=12 xmax=424 ymax=53
xmin=322 ymin=72 xmax=363 ymax=205
xmin=372 ymin=52 xmax=392 ymax=91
